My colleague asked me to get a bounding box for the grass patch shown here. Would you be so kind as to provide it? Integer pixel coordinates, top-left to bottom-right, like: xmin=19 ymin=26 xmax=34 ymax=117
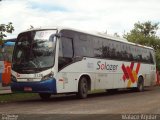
xmin=0 ymin=93 xmax=39 ymax=103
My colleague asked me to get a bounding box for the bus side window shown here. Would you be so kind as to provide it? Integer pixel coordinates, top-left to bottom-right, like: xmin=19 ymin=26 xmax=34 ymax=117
xmin=58 ymin=39 xmax=63 ymax=57
xmin=61 ymin=37 xmax=73 ymax=58
xmin=58 ymin=37 xmax=73 ymax=70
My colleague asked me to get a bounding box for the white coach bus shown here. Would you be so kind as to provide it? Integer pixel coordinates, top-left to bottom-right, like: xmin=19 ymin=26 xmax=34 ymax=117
xmin=11 ymin=27 xmax=156 ymax=99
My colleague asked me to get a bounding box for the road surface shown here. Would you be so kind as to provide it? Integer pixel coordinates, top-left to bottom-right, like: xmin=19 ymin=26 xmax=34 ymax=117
xmin=0 ymin=86 xmax=160 ymax=120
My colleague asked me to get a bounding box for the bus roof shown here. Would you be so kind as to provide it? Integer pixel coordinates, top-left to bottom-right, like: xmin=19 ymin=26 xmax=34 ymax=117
xmin=19 ymin=27 xmax=154 ymax=50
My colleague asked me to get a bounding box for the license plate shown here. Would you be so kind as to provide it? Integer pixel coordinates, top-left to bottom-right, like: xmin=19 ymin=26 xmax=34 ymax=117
xmin=24 ymin=87 xmax=32 ymax=91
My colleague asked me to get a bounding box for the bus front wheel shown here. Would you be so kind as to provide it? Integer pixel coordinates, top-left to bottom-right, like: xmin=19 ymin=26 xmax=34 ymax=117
xmin=77 ymin=77 xmax=88 ymax=99
xmin=39 ymin=93 xmax=51 ymax=100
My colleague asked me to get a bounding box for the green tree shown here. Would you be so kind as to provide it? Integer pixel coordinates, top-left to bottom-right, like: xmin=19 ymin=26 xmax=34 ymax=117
xmin=156 ymin=49 xmax=160 ymax=70
xmin=0 ymin=22 xmax=14 ymax=41
xmin=124 ymin=21 xmax=159 ymax=49
xmin=124 ymin=21 xmax=160 ymax=70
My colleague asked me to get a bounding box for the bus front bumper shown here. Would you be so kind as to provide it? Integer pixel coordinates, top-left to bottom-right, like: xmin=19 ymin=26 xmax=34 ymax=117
xmin=11 ymin=79 xmax=57 ymax=93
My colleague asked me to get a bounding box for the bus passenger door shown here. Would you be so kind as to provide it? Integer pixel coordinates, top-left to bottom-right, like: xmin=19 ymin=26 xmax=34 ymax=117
xmin=57 ymin=37 xmax=77 ymax=92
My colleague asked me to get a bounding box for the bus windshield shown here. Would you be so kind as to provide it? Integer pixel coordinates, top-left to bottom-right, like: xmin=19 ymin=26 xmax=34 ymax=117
xmin=12 ymin=30 xmax=57 ymax=73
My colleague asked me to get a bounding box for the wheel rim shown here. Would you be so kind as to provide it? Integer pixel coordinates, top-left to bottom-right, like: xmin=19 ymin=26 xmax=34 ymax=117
xmin=139 ymin=84 xmax=142 ymax=91
xmin=138 ymin=82 xmax=143 ymax=91
xmin=82 ymin=80 xmax=88 ymax=95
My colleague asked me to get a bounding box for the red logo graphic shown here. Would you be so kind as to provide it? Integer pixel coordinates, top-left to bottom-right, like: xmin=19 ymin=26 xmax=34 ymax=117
xmin=121 ymin=62 xmax=140 ymax=87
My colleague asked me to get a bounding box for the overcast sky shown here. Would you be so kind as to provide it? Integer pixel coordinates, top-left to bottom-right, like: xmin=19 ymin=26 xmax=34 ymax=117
xmin=0 ymin=0 xmax=160 ymax=39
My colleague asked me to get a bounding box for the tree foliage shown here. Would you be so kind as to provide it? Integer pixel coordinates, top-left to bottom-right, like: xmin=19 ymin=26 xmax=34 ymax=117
xmin=0 ymin=22 xmax=14 ymax=40
xmin=155 ymin=49 xmax=160 ymax=70
xmin=124 ymin=21 xmax=160 ymax=70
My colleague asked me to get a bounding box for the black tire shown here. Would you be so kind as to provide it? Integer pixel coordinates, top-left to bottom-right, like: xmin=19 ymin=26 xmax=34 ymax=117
xmin=106 ymin=89 xmax=118 ymax=94
xmin=39 ymin=93 xmax=51 ymax=100
xmin=77 ymin=77 xmax=88 ymax=99
xmin=137 ymin=77 xmax=144 ymax=92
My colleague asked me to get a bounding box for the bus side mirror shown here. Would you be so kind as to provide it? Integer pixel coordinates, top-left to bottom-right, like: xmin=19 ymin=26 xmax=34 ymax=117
xmin=55 ymin=33 xmax=61 ymax=38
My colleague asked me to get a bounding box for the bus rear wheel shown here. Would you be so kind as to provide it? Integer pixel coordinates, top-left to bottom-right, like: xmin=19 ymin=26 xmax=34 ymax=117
xmin=136 ymin=77 xmax=144 ymax=92
xmin=39 ymin=93 xmax=51 ymax=100
xmin=77 ymin=77 xmax=88 ymax=99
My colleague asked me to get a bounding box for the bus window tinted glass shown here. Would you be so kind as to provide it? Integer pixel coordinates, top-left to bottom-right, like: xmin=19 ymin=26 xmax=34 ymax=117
xmin=61 ymin=37 xmax=73 ymax=58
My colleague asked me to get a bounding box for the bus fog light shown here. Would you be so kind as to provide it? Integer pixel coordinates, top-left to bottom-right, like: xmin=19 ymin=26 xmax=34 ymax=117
xmin=41 ymin=73 xmax=54 ymax=81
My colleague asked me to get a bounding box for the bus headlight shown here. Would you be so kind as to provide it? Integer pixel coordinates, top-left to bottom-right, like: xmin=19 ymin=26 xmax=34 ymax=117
xmin=11 ymin=75 xmax=17 ymax=82
xmin=41 ymin=73 xmax=54 ymax=81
